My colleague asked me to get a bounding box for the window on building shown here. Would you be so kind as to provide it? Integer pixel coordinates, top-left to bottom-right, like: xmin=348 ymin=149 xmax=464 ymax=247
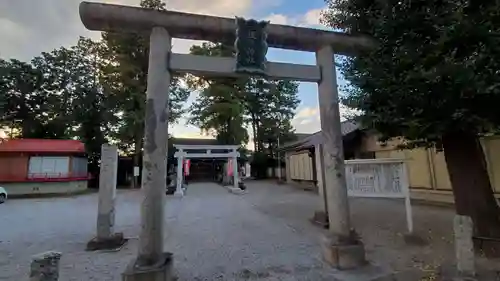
xmin=28 ymin=156 xmax=70 ymax=178
xmin=71 ymin=157 xmax=88 ymax=177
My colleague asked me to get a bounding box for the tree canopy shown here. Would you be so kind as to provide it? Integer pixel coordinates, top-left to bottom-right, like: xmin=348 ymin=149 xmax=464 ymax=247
xmin=322 ymin=0 xmax=500 ymax=246
xmin=0 ymin=38 xmax=116 ymax=174
xmin=324 ymin=0 xmax=500 ymax=144
xmin=98 ymin=0 xmax=189 ymax=186
xmin=0 ymin=0 xmax=190 ymax=183
xmin=188 ymin=42 xmax=299 ymax=154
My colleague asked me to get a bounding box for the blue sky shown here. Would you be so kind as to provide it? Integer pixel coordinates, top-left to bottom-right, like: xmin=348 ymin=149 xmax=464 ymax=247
xmin=0 ymin=0 xmax=355 ymax=143
xmin=166 ymin=0 xmax=353 ymax=141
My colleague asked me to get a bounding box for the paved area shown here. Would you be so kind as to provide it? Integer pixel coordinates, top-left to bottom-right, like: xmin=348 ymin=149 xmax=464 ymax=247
xmin=0 ymin=181 xmax=499 ymax=280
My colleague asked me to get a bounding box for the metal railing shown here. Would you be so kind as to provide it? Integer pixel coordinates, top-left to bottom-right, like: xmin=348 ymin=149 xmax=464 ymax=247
xmin=0 ymin=172 xmax=90 ymax=182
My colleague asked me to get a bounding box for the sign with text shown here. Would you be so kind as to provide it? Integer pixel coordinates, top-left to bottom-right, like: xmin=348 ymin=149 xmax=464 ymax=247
xmin=345 ymin=159 xmax=413 ymax=233
xmin=234 ymin=17 xmax=269 ymax=75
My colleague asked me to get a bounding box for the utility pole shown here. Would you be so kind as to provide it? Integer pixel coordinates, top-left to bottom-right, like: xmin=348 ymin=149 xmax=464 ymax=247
xmin=277 ymin=135 xmax=281 ymax=181
xmin=276 ymin=118 xmax=282 ymax=182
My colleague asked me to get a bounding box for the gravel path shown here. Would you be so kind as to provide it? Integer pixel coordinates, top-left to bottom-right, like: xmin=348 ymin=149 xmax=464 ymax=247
xmin=0 ymin=183 xmax=335 ymax=281
xmin=1 ymin=181 xmax=499 ymax=281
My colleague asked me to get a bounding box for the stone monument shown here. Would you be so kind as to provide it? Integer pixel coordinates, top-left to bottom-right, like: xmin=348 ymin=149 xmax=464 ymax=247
xmin=454 ymin=215 xmax=476 ymax=278
xmin=30 ymin=251 xmax=62 ymax=281
xmin=86 ymin=144 xmax=127 ymax=251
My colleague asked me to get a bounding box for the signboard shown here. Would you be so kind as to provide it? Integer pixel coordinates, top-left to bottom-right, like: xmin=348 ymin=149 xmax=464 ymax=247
xmin=133 ymin=166 xmax=140 ymax=177
xmin=345 ymin=162 xmax=404 ymax=198
xmin=234 ymin=17 xmax=269 ymax=75
xmin=344 ymin=159 xmax=413 ymax=233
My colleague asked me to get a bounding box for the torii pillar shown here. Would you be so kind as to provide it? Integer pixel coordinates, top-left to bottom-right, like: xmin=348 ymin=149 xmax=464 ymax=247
xmin=123 ymin=27 xmax=174 ymax=280
xmin=316 ymin=45 xmax=366 ymax=269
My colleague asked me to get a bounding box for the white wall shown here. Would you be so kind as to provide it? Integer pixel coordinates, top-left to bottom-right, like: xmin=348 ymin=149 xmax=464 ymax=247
xmin=4 ymin=180 xmax=87 ymax=196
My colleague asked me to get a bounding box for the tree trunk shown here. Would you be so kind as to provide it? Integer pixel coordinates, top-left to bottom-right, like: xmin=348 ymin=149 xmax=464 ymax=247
xmin=442 ymin=132 xmax=500 ymax=256
xmin=133 ymin=135 xmax=142 ymax=189
xmin=269 ymin=145 xmax=275 ymax=178
xmin=251 ymin=114 xmax=258 ymax=152
xmin=226 ymin=118 xmax=232 ymax=144
xmin=256 ymin=121 xmax=263 ymax=152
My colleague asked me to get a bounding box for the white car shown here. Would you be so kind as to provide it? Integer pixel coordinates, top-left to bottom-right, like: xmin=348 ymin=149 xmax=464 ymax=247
xmin=0 ymin=187 xmax=7 ymax=204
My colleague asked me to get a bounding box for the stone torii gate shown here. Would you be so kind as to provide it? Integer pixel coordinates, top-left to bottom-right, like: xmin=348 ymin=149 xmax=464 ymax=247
xmin=79 ymin=2 xmax=372 ymax=280
xmin=173 ymin=144 xmax=240 ymax=196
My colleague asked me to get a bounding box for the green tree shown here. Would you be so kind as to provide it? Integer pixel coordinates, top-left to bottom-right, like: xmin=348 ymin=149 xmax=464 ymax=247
xmin=0 ymin=59 xmax=48 ymax=138
xmin=188 ymin=43 xmax=299 ymax=150
xmin=190 ymin=83 xmax=249 ymax=145
xmin=100 ymin=0 xmax=189 ymax=186
xmin=188 ymin=42 xmax=249 ymax=145
xmin=323 ymin=0 xmax=500 ymax=244
xmin=1 ymin=37 xmax=117 ymax=178
xmin=29 ymin=38 xmax=116 ymax=173
xmin=69 ymin=38 xmax=117 ymax=175
xmin=250 ymin=79 xmax=299 ymax=155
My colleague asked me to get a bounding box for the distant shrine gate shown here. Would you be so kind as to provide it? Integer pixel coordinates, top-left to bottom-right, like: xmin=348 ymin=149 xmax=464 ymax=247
xmin=79 ymin=2 xmax=373 ymax=279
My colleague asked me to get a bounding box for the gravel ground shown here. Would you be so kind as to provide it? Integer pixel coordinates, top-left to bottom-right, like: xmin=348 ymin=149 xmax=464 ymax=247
xmin=1 ymin=181 xmax=499 ymax=281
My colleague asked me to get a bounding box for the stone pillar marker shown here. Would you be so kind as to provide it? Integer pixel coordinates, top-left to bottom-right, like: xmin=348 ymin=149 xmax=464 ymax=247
xmin=316 ymin=45 xmax=366 ymax=269
xmin=454 ymin=215 xmax=476 ymax=278
xmin=233 ymin=153 xmax=239 ymax=189
xmin=312 ymin=143 xmax=329 ymax=228
xmin=245 ymin=162 xmax=251 ymax=178
xmin=97 ymin=144 xmax=118 ymax=239
xmin=285 ymin=152 xmax=292 ymax=184
xmin=86 ymin=144 xmax=126 ymax=251
xmin=222 ymin=160 xmax=230 ymax=185
xmin=123 ymin=26 xmax=174 ymax=281
xmin=30 ymin=251 xmax=62 ymax=281
xmin=175 ymin=152 xmax=184 ymax=197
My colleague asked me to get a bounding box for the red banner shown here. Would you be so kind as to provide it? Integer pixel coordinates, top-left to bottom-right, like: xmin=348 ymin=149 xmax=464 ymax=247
xmin=227 ymin=159 xmax=233 ymax=176
xmin=184 ymin=159 xmax=191 ymax=176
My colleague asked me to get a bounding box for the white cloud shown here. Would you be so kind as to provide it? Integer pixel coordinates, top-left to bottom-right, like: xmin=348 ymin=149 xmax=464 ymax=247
xmin=172 ymin=39 xmax=204 ymax=54
xmin=292 ymin=104 xmax=361 ymax=134
xmin=302 ymin=8 xmax=323 ymax=27
xmin=0 ymin=0 xmax=330 ymax=141
xmin=0 ymin=0 xmax=280 ymax=61
xmin=264 ymin=14 xmax=289 ymax=25
xmin=169 ymin=117 xmax=212 ymax=139
xmin=292 ymin=106 xmax=321 ymax=133
xmin=295 ymin=107 xmax=319 ymax=119
xmin=263 ymin=7 xmax=327 ymax=29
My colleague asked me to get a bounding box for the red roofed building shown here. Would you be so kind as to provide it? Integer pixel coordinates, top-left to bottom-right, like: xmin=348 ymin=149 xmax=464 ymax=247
xmin=0 ymin=139 xmax=89 ymax=196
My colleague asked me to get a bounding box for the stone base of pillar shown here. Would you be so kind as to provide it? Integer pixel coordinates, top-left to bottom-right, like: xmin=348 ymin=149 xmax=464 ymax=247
xmin=228 ymin=186 xmax=246 ymax=195
xmin=123 ymin=252 xmax=174 ymax=281
xmin=322 ymin=233 xmax=367 ymax=270
xmin=86 ymin=232 xmax=128 ymax=251
xmin=174 ymin=189 xmax=184 ymax=197
xmin=310 ymin=211 xmax=329 ymax=229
